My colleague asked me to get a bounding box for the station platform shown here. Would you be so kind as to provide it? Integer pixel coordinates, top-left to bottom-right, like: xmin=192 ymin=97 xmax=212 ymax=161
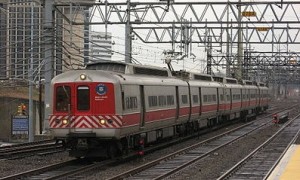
xmin=268 ymin=139 xmax=300 ymax=179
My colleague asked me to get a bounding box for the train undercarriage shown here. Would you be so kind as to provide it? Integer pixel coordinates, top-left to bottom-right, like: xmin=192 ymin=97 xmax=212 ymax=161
xmin=58 ymin=106 xmax=267 ymax=159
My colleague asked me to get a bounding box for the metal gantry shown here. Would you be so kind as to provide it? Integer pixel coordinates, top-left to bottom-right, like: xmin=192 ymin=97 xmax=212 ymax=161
xmin=52 ymin=1 xmax=300 ymax=71
xmin=53 ymin=1 xmax=300 ymax=43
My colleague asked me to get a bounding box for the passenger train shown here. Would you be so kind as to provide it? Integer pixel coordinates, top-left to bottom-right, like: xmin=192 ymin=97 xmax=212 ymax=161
xmin=49 ymin=61 xmax=269 ymax=158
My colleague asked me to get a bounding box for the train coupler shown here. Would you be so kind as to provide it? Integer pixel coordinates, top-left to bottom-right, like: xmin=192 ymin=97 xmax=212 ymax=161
xmin=76 ymin=138 xmax=88 ymax=149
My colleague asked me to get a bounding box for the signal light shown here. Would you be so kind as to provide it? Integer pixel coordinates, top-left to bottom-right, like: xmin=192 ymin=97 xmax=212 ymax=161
xmin=137 ymin=151 xmax=144 ymax=156
xmin=17 ymin=105 xmax=22 ymax=114
xmin=21 ymin=104 xmax=27 ymax=115
xmin=17 ymin=104 xmax=27 ymax=115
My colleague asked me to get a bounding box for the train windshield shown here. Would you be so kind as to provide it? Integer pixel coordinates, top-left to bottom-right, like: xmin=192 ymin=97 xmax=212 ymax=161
xmin=77 ymin=86 xmax=90 ymax=111
xmin=56 ymin=86 xmax=71 ymax=112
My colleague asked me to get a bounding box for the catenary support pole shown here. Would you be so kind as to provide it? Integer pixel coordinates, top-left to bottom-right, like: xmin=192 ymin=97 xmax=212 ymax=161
xmin=43 ymin=0 xmax=54 ymax=133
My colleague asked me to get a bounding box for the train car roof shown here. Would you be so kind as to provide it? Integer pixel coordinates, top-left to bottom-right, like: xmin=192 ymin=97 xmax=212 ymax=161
xmin=171 ymin=70 xmax=214 ymax=81
xmin=86 ymin=60 xmax=172 ymax=78
xmin=213 ymin=76 xmax=240 ymax=84
xmin=52 ymin=68 xmax=187 ymax=87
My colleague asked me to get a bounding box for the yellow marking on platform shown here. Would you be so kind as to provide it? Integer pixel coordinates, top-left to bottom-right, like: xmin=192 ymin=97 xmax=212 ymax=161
xmin=280 ymin=145 xmax=300 ymax=180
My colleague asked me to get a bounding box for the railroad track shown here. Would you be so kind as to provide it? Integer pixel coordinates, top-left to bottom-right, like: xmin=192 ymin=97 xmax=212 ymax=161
xmin=106 ymin=113 xmax=289 ymax=179
xmin=0 ymin=140 xmax=64 ymax=160
xmin=0 ymin=159 xmax=91 ymax=180
xmin=0 ymin=139 xmax=54 ymax=150
xmin=0 ymin=104 xmax=294 ymax=179
xmin=217 ymin=113 xmax=300 ymax=180
xmin=0 ymin=122 xmax=256 ymax=180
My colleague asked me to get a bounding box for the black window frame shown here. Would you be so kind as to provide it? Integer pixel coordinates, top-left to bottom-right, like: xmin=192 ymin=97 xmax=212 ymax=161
xmin=77 ymin=86 xmax=90 ymax=111
xmin=55 ymin=85 xmax=71 ymax=112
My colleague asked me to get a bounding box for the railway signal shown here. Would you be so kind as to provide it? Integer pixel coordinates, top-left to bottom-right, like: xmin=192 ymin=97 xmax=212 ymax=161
xmin=17 ymin=105 xmax=22 ymax=115
xmin=21 ymin=104 xmax=27 ymax=115
xmin=17 ymin=103 xmax=27 ymax=115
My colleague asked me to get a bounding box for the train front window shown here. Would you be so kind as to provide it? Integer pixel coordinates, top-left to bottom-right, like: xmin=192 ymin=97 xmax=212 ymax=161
xmin=56 ymin=86 xmax=71 ymax=112
xmin=77 ymin=86 xmax=90 ymax=111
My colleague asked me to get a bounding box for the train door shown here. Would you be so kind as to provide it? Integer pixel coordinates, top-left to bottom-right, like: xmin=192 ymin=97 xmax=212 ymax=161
xmin=175 ymin=86 xmax=179 ymax=120
xmin=248 ymin=89 xmax=250 ymax=106
xmin=199 ymin=87 xmax=202 ymax=116
xmin=217 ymin=88 xmax=220 ymax=112
xmin=240 ymin=88 xmax=243 ymax=108
xmin=230 ymin=89 xmax=233 ymax=110
xmin=74 ymin=84 xmax=92 ymax=132
xmin=187 ymin=82 xmax=192 ymax=121
xmin=139 ymin=85 xmax=145 ymax=127
xmin=256 ymin=89 xmax=259 ymax=106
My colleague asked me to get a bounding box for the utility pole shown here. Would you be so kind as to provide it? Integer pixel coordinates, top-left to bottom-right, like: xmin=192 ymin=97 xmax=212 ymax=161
xmin=39 ymin=79 xmax=44 ymax=134
xmin=43 ymin=0 xmax=54 ymax=132
xmin=29 ymin=1 xmax=34 ymax=142
xmin=226 ymin=0 xmax=230 ymax=77
xmin=125 ymin=0 xmax=132 ymax=63
xmin=207 ymin=36 xmax=212 ymax=75
xmin=237 ymin=0 xmax=243 ymax=81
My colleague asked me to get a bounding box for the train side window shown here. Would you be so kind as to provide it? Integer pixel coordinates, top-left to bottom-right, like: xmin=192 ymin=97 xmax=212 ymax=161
xmin=207 ymin=95 xmax=212 ymax=102
xmin=181 ymin=95 xmax=188 ymax=104
xmin=192 ymin=95 xmax=198 ymax=104
xmin=203 ymin=95 xmax=208 ymax=102
xmin=148 ymin=96 xmax=158 ymax=107
xmin=158 ymin=95 xmax=166 ymax=107
xmin=227 ymin=95 xmax=230 ymax=101
xmin=220 ymin=94 xmax=224 ymax=101
xmin=125 ymin=96 xmax=138 ymax=109
xmin=77 ymin=86 xmax=90 ymax=111
xmin=167 ymin=95 xmax=174 ymax=105
xmin=56 ymin=85 xmax=71 ymax=112
xmin=212 ymin=95 xmax=216 ymax=102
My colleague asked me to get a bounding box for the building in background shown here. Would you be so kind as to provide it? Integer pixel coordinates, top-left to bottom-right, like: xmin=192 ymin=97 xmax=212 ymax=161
xmin=0 ymin=0 xmax=44 ymax=79
xmin=0 ymin=2 xmax=7 ymax=79
xmin=0 ymin=0 xmax=95 ymax=79
xmin=89 ymin=31 xmax=112 ymax=62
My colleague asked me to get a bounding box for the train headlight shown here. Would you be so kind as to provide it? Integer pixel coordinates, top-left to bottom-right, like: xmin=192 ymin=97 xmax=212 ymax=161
xmin=62 ymin=119 xmax=69 ymax=125
xmin=99 ymin=119 xmax=106 ymax=125
xmin=80 ymin=74 xmax=87 ymax=80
